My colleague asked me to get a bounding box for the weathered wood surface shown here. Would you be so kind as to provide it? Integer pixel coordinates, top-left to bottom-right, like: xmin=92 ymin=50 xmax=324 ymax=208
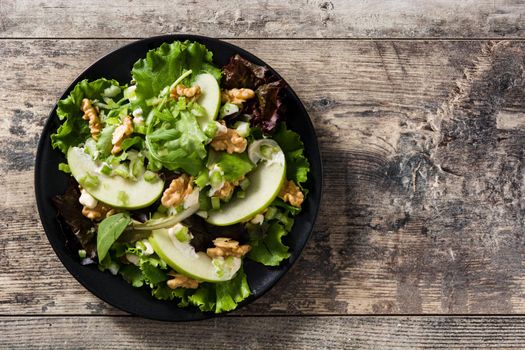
xmin=3 ymin=39 xmax=525 ymax=317
xmin=2 ymin=0 xmax=525 ymax=39
xmin=4 ymin=316 xmax=525 ymax=349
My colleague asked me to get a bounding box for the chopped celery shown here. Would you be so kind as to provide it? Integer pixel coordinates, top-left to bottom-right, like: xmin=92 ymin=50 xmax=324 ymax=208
xmin=264 ymin=207 xmax=278 ymax=220
xmin=112 ymin=164 xmax=130 ymax=179
xmin=143 ymin=170 xmax=158 ymax=182
xmin=174 ymin=225 xmax=190 ymax=243
xmin=79 ymin=172 xmax=99 ymax=189
xmin=204 ymin=121 xmax=218 ymax=138
xmin=117 ymin=191 xmax=129 ymax=205
xmin=195 ymin=171 xmax=209 ymax=188
xmin=190 ymin=102 xmax=207 ymax=118
xmin=209 ymin=169 xmax=224 ymax=189
xmin=234 ymin=121 xmax=251 ymax=137
xmin=157 ymin=205 xmax=168 ymax=214
xmin=58 ymin=162 xmax=71 ymax=173
xmin=239 ymin=178 xmax=250 ymax=191
xmin=211 ymin=196 xmax=220 ymax=210
xmin=78 ymin=249 xmax=87 ymax=259
xmin=100 ymin=163 xmax=112 ymax=175
xmin=219 ymin=103 xmax=239 ymax=118
xmin=199 ymin=192 xmax=211 ymax=211
xmin=236 ymin=190 xmax=246 ymax=199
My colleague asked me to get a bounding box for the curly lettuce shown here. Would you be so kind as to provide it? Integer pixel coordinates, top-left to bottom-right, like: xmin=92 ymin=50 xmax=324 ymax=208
xmin=51 ymin=78 xmax=125 ymax=154
xmin=131 ymin=40 xmax=221 ymax=111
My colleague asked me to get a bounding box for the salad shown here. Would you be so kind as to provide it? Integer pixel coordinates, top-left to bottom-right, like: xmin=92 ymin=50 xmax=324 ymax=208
xmin=51 ymin=40 xmax=310 ymax=313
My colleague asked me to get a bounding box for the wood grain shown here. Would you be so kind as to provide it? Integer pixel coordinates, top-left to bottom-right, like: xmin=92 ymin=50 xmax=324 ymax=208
xmin=4 ymin=39 xmax=525 ymax=316
xmin=3 ymin=316 xmax=525 ymax=349
xmin=2 ymin=0 xmax=525 ymax=39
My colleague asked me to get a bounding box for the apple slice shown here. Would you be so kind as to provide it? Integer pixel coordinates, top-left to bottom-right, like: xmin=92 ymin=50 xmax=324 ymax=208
xmin=149 ymin=227 xmax=241 ymax=282
xmin=67 ymin=146 xmax=164 ymax=209
xmin=194 ymin=73 xmax=221 ymax=130
xmin=206 ymin=140 xmax=286 ymax=226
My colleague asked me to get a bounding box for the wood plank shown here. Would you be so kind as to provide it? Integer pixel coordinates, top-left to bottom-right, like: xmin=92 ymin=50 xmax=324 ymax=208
xmin=2 ymin=39 xmax=525 ymax=315
xmin=3 ymin=316 xmax=525 ymax=348
xmin=2 ymin=1 xmax=525 ymax=39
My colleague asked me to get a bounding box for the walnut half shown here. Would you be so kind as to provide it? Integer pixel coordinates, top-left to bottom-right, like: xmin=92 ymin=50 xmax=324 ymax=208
xmin=111 ymin=116 xmax=134 ymax=154
xmin=279 ymin=180 xmax=304 ymax=207
xmin=167 ymin=272 xmax=200 ymax=289
xmin=81 ymin=98 xmax=102 ymax=140
xmin=170 ymin=84 xmax=201 ymax=99
xmin=206 ymin=238 xmax=251 ymax=259
xmin=161 ymin=174 xmax=194 ymax=208
xmin=221 ymin=88 xmax=255 ymax=105
xmin=210 ymin=127 xmax=247 ymax=154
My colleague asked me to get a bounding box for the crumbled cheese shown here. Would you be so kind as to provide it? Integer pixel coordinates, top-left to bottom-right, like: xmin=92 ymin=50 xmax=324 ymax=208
xmin=79 ymin=189 xmax=98 ymax=209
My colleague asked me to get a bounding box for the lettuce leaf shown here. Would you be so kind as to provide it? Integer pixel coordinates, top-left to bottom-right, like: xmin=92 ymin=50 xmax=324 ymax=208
xmin=51 ymin=78 xmax=124 ymax=154
xmin=222 ymin=54 xmax=272 ymax=90
xmin=52 ymin=179 xmax=97 ymax=259
xmin=248 ymin=222 xmax=291 ymax=266
xmin=186 ymin=268 xmax=251 ymax=313
xmin=146 ymin=109 xmax=209 ymax=175
xmin=272 ymin=123 xmax=310 ymax=187
xmin=215 ymin=152 xmax=254 ymax=182
xmin=131 ymin=40 xmax=221 ymax=110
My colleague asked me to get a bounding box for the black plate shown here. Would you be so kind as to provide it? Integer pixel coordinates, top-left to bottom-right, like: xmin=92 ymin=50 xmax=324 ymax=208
xmin=35 ymin=35 xmax=322 ymax=321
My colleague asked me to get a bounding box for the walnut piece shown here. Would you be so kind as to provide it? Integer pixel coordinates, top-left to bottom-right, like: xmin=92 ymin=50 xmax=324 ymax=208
xmin=167 ymin=272 xmax=200 ymax=289
xmin=221 ymin=88 xmax=255 ymax=105
xmin=111 ymin=116 xmax=134 ymax=154
xmin=81 ymin=98 xmax=102 ymax=140
xmin=279 ymin=180 xmax=304 ymax=207
xmin=161 ymin=174 xmax=194 ymax=207
xmin=210 ymin=127 xmax=247 ymax=154
xmin=170 ymin=84 xmax=201 ymax=99
xmin=206 ymin=238 xmax=251 ymax=259
xmin=214 ymin=176 xmax=245 ymax=200
xmin=81 ymin=202 xmax=113 ymax=221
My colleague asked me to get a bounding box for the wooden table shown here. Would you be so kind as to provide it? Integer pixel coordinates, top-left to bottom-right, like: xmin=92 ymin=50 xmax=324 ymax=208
xmin=3 ymin=1 xmax=525 ymax=348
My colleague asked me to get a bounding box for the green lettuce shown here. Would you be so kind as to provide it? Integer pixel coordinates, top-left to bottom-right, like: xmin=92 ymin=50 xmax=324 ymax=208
xmin=186 ymin=268 xmax=251 ymax=313
xmin=51 ymin=78 xmax=124 ymax=154
xmin=146 ymin=109 xmax=209 ymax=175
xmin=248 ymin=222 xmax=291 ymax=266
xmin=131 ymin=40 xmax=221 ymax=110
xmin=272 ymin=123 xmax=310 ymax=187
xmin=215 ymin=152 xmax=254 ymax=182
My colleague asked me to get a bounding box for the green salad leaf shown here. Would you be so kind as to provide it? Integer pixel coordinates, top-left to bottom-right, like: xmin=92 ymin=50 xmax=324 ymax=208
xmin=186 ymin=268 xmax=251 ymax=313
xmin=97 ymin=213 xmax=131 ymax=262
xmin=131 ymin=40 xmax=221 ymax=110
xmin=51 ymin=78 xmax=124 ymax=154
xmin=146 ymin=109 xmax=209 ymax=175
xmin=272 ymin=123 xmax=310 ymax=186
xmin=248 ymin=222 xmax=291 ymax=266
xmin=214 ymin=152 xmax=254 ymax=182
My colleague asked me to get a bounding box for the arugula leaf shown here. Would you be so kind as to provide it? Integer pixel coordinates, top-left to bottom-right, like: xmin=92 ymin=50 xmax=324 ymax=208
xmin=131 ymin=40 xmax=221 ymax=110
xmin=248 ymin=222 xmax=291 ymax=266
xmin=96 ymin=124 xmax=116 ymax=158
xmin=215 ymin=152 xmax=254 ymax=182
xmin=97 ymin=213 xmax=131 ymax=262
xmin=51 ymin=78 xmax=124 ymax=154
xmin=272 ymin=123 xmax=310 ymax=186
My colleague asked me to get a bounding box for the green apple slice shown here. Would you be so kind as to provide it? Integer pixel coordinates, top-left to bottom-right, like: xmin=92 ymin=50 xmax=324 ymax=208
xmin=149 ymin=227 xmax=241 ymax=282
xmin=194 ymin=73 xmax=221 ymax=130
xmin=67 ymin=146 xmax=164 ymax=209
xmin=206 ymin=141 xmax=286 ymax=226
xmin=133 ymin=201 xmax=200 ymax=231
